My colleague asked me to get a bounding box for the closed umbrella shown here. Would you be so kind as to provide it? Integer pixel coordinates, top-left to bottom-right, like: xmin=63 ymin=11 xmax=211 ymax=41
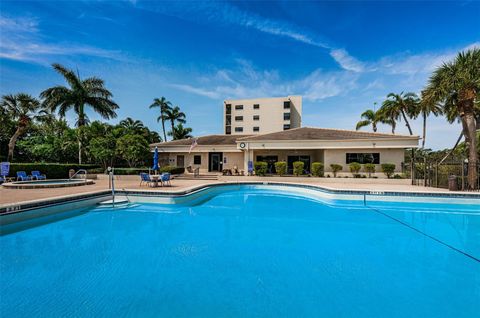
xmin=152 ymin=147 xmax=159 ymax=173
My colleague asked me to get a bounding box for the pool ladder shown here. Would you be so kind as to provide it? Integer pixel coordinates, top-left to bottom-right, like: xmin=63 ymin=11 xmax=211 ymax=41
xmin=70 ymin=169 xmax=88 ymax=182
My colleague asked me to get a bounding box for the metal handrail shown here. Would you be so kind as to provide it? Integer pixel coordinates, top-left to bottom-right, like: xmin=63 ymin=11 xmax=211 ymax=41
xmin=70 ymin=169 xmax=88 ymax=181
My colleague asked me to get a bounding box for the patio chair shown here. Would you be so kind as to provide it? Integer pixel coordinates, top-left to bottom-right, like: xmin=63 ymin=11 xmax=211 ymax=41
xmin=31 ymin=171 xmax=47 ymax=180
xmin=1 ymin=162 xmax=10 ymax=182
xmin=233 ymin=166 xmax=240 ymax=176
xmin=139 ymin=173 xmax=155 ymax=187
xmin=0 ymin=175 xmax=4 ymax=184
xmin=16 ymin=171 xmax=32 ymax=181
xmin=161 ymin=173 xmax=171 ymax=186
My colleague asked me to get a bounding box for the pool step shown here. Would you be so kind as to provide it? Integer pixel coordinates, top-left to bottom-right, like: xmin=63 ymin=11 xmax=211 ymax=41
xmin=98 ymin=197 xmax=130 ymax=207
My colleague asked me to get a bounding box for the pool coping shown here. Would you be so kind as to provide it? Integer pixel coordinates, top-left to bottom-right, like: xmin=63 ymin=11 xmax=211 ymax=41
xmin=1 ymin=181 xmax=479 ymax=215
xmin=2 ymin=179 xmax=95 ymax=189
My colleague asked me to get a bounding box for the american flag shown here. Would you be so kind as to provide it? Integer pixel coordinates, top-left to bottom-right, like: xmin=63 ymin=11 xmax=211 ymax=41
xmin=189 ymin=138 xmax=198 ymax=153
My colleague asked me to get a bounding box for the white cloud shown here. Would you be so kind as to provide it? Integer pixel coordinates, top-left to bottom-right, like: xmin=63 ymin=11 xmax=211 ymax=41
xmin=329 ymin=49 xmax=366 ymax=73
xmin=0 ymin=15 xmax=125 ymax=64
xmin=170 ymin=59 xmax=357 ymax=102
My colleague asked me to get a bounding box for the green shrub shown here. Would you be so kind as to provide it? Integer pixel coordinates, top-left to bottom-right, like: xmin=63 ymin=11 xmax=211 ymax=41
xmin=330 ymin=164 xmax=343 ymax=177
xmin=111 ymin=168 xmax=150 ymax=175
xmin=311 ymin=162 xmax=324 ymax=177
xmin=393 ymin=174 xmax=405 ymax=179
xmin=381 ymin=163 xmax=396 ymax=178
xmin=293 ymin=161 xmax=304 ymax=176
xmin=364 ymin=163 xmax=376 ymax=177
xmin=7 ymin=163 xmax=99 ymax=179
xmin=160 ymin=165 xmax=185 ymax=175
xmin=274 ymin=161 xmax=287 ymax=176
xmin=254 ymin=161 xmax=268 ymax=176
xmin=349 ymin=162 xmax=361 ymax=175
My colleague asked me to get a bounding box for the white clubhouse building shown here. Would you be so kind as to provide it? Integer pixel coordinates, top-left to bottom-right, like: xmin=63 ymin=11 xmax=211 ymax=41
xmin=151 ymin=96 xmax=419 ymax=177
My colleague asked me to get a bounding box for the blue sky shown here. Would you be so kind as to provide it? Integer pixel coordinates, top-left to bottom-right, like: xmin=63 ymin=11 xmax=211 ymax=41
xmin=1 ymin=0 xmax=479 ymax=149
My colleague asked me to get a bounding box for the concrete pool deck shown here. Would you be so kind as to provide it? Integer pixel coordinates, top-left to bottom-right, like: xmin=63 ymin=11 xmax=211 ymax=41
xmin=1 ymin=175 xmax=478 ymax=208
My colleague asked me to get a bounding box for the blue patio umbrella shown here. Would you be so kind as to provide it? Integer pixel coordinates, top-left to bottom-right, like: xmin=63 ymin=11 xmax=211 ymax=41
xmin=152 ymin=147 xmax=159 ymax=172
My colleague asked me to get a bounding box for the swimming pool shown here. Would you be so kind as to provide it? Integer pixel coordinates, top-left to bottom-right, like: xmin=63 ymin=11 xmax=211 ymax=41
xmin=1 ymin=185 xmax=479 ymax=317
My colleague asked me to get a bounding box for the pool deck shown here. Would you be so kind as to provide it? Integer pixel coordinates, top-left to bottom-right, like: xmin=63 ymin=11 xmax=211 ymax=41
xmin=1 ymin=175 xmax=478 ymax=208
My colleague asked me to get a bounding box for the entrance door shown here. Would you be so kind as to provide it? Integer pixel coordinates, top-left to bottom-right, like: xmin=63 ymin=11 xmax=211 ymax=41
xmin=176 ymin=155 xmax=185 ymax=167
xmin=256 ymin=155 xmax=278 ymax=174
xmin=209 ymin=152 xmax=223 ymax=172
xmin=287 ymin=155 xmax=311 ymax=174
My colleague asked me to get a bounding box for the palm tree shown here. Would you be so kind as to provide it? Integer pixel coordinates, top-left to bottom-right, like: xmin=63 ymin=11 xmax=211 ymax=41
xmin=168 ymin=123 xmax=193 ymax=140
xmin=149 ymin=97 xmax=172 ymax=142
xmin=165 ymin=106 xmax=186 ymax=140
xmin=416 ymin=94 xmax=443 ymax=148
xmin=423 ymin=48 xmax=480 ymax=189
xmin=1 ymin=93 xmax=42 ymax=161
xmin=41 ymin=63 xmax=119 ymax=164
xmin=119 ymin=117 xmax=145 ymax=134
xmin=355 ymin=109 xmax=393 ymax=133
xmin=379 ymin=92 xmax=419 ymax=136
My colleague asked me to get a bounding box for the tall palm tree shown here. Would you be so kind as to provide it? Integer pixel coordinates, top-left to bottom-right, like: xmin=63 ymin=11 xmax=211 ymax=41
xmin=379 ymin=92 xmax=419 ymax=136
xmin=416 ymin=94 xmax=443 ymax=148
xmin=355 ymin=109 xmax=393 ymax=133
xmin=119 ymin=117 xmax=145 ymax=133
xmin=1 ymin=93 xmax=42 ymax=161
xmin=165 ymin=106 xmax=186 ymax=140
xmin=167 ymin=123 xmax=193 ymax=140
xmin=149 ymin=97 xmax=172 ymax=142
xmin=423 ymin=48 xmax=480 ymax=189
xmin=41 ymin=63 xmax=119 ymax=164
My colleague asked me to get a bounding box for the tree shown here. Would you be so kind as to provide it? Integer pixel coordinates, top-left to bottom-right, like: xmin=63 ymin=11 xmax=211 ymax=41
xmin=379 ymin=92 xmax=419 ymax=135
xmin=149 ymin=97 xmax=172 ymax=142
xmin=89 ymin=135 xmax=117 ymax=169
xmin=116 ymin=134 xmax=150 ymax=167
xmin=423 ymin=48 xmax=480 ymax=189
xmin=41 ymin=63 xmax=119 ymax=164
xmin=355 ymin=109 xmax=393 ymax=132
xmin=1 ymin=93 xmax=42 ymax=161
xmin=168 ymin=123 xmax=193 ymax=140
xmin=165 ymin=106 xmax=186 ymax=140
xmin=416 ymin=95 xmax=443 ymax=148
xmin=119 ymin=117 xmax=145 ymax=134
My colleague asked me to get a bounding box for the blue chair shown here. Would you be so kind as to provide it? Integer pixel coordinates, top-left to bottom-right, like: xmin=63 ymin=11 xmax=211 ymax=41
xmin=161 ymin=173 xmax=171 ymax=186
xmin=17 ymin=171 xmax=32 ymax=181
xmin=139 ymin=173 xmax=154 ymax=187
xmin=1 ymin=162 xmax=10 ymax=181
xmin=0 ymin=175 xmax=4 ymax=184
xmin=31 ymin=171 xmax=46 ymax=180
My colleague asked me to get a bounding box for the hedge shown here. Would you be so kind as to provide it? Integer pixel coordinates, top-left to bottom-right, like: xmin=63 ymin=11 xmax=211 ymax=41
xmin=330 ymin=164 xmax=343 ymax=177
xmin=311 ymin=162 xmax=324 ymax=177
xmin=349 ymin=162 xmax=361 ymax=176
xmin=274 ymin=161 xmax=287 ymax=176
xmin=254 ymin=161 xmax=268 ymax=176
xmin=110 ymin=166 xmax=185 ymax=175
xmin=364 ymin=163 xmax=376 ymax=177
xmin=293 ymin=161 xmax=304 ymax=176
xmin=381 ymin=163 xmax=396 ymax=178
xmin=6 ymin=163 xmax=99 ymax=179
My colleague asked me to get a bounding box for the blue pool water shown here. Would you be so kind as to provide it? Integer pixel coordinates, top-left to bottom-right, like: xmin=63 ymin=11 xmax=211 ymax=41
xmin=1 ymin=186 xmax=479 ymax=317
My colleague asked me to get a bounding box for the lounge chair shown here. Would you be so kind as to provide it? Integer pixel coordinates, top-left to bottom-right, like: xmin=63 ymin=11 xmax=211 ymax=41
xmin=186 ymin=166 xmax=200 ymax=177
xmin=16 ymin=171 xmax=32 ymax=181
xmin=161 ymin=173 xmax=171 ymax=186
xmin=139 ymin=173 xmax=155 ymax=187
xmin=31 ymin=171 xmax=46 ymax=180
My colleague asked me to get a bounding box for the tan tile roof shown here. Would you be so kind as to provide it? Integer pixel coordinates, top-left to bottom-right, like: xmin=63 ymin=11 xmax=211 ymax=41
xmin=237 ymin=127 xmax=419 ymax=141
xmin=151 ymin=134 xmax=253 ymax=147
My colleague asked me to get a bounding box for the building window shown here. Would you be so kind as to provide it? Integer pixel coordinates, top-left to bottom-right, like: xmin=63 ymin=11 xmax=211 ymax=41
xmin=225 ymin=126 xmax=231 ymax=134
xmin=346 ymin=153 xmax=380 ymax=164
xmin=235 ymin=127 xmax=243 ymax=132
xmin=194 ymin=155 xmax=201 ymax=165
xmin=283 ymin=112 xmax=291 ymax=120
xmin=253 ymin=126 xmax=259 ymax=132
xmin=225 ymin=104 xmax=231 ymax=114
xmin=225 ymin=115 xmax=231 ymax=125
xmin=283 ymin=124 xmax=290 ymax=130
xmin=284 ymin=101 xmax=290 ymax=109
xmin=253 ymin=104 xmax=260 ymax=109
xmin=235 ymin=105 xmax=243 ymax=110
xmin=235 ymin=116 xmax=243 ymax=121
xmin=253 ymin=115 xmax=260 ymax=121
